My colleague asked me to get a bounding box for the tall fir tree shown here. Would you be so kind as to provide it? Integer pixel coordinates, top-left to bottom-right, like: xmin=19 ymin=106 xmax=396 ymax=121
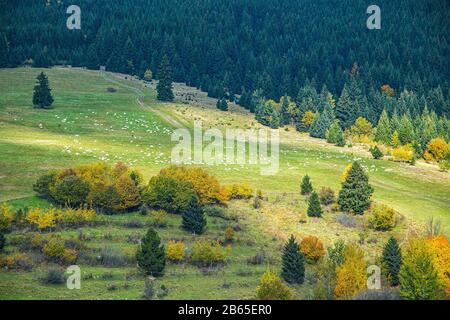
xmin=310 ymin=104 xmax=334 ymax=139
xmin=375 ymin=109 xmax=392 ymax=144
xmin=300 ymin=175 xmax=313 ymax=195
xmin=181 ymin=195 xmax=206 ymax=234
xmin=307 ymin=191 xmax=323 ymax=217
xmin=335 ymin=85 xmax=356 ymax=129
xmin=338 ymin=162 xmax=374 ymax=214
xmin=398 ymin=113 xmax=415 ymax=145
xmin=136 ymin=227 xmax=166 ymax=276
xmin=281 ymin=235 xmax=305 ymax=284
xmin=326 ymin=120 xmax=346 ymax=146
xmin=382 ymin=236 xmax=402 ymax=286
xmin=280 ymin=95 xmax=291 ymax=125
xmin=156 ymin=55 xmax=174 ymax=102
xmin=32 ymin=72 xmax=54 ymax=109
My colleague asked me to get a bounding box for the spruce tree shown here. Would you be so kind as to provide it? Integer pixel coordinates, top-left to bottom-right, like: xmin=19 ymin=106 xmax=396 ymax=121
xmin=338 ymin=161 xmax=374 ymax=214
xmin=326 ymin=120 xmax=345 ymax=146
xmin=310 ymin=106 xmax=333 ymax=139
xmin=136 ymin=227 xmax=166 ymax=276
xmin=375 ymin=109 xmax=392 ymax=144
xmin=382 ymin=236 xmax=402 ymax=286
xmin=369 ymin=145 xmax=383 ymax=159
xmin=0 ymin=232 xmax=5 ymax=252
xmin=281 ymin=235 xmax=305 ymax=284
xmin=280 ymin=95 xmax=291 ymax=125
xmin=156 ymin=55 xmax=174 ymax=101
xmin=307 ymin=191 xmax=322 ymax=217
xmin=216 ymin=98 xmax=228 ymax=111
xmin=335 ymin=85 xmax=356 ymax=129
xmin=398 ymin=113 xmax=415 ymax=145
xmin=32 ymin=72 xmax=54 ymax=109
xmin=300 ymin=175 xmax=313 ymax=195
xmin=181 ymin=194 xmax=206 ymax=234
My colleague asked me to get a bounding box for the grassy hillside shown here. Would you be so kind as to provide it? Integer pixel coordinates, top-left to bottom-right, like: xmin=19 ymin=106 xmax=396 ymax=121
xmin=0 ymin=67 xmax=448 ymax=299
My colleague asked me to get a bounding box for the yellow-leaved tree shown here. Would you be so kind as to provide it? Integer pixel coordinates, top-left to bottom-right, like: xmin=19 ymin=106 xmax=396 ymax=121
xmin=334 ymin=243 xmax=367 ymax=299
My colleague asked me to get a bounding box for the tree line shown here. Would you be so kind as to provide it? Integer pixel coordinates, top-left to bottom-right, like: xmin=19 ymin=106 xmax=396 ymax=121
xmin=0 ymin=0 xmax=449 ymax=116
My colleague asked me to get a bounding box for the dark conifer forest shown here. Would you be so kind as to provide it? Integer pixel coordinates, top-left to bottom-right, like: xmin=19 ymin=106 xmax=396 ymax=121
xmin=1 ymin=0 xmax=448 ymax=116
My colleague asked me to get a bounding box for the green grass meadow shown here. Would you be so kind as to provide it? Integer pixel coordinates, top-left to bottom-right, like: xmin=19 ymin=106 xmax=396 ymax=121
xmin=0 ymin=67 xmax=448 ymax=299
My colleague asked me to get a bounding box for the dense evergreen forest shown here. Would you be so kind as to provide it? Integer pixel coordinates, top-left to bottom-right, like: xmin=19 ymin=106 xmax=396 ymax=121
xmin=0 ymin=0 xmax=449 ymax=117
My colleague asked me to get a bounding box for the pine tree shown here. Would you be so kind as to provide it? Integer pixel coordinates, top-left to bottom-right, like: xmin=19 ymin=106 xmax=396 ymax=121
xmin=382 ymin=236 xmax=402 ymax=286
xmin=32 ymin=72 xmax=54 ymax=109
xmin=156 ymin=55 xmax=174 ymax=102
xmin=216 ymin=98 xmax=228 ymax=111
xmin=281 ymin=235 xmax=305 ymax=284
xmin=369 ymin=145 xmax=383 ymax=159
xmin=326 ymin=120 xmax=345 ymax=146
xmin=375 ymin=109 xmax=392 ymax=144
xmin=136 ymin=227 xmax=166 ymax=276
xmin=300 ymin=175 xmax=313 ymax=195
xmin=338 ymin=161 xmax=374 ymax=214
xmin=181 ymin=195 xmax=206 ymax=234
xmin=307 ymin=191 xmax=322 ymax=217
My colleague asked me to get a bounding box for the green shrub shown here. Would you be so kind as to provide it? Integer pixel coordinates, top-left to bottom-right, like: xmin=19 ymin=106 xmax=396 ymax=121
xmin=98 ymin=247 xmax=129 ymax=267
xmin=203 ymin=205 xmax=226 ymax=219
xmin=319 ymin=187 xmax=336 ymax=205
xmin=144 ymin=175 xmax=195 ymax=214
xmin=90 ymin=185 xmax=121 ymax=214
xmin=190 ymin=239 xmax=230 ymax=267
xmin=37 ymin=267 xmax=66 ymax=284
xmin=150 ymin=210 xmax=168 ymax=228
xmin=53 ymin=176 xmax=90 ymax=207
xmin=33 ymin=172 xmax=57 ymax=199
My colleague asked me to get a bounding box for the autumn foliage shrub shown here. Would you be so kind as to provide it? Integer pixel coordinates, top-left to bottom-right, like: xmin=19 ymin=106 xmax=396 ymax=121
xmin=334 ymin=244 xmax=367 ymax=299
xmin=25 ymin=207 xmax=98 ymax=230
xmin=399 ymin=239 xmax=446 ymax=299
xmin=225 ymin=183 xmax=253 ymax=200
xmin=392 ymin=144 xmax=414 ymax=163
xmin=424 ymin=138 xmax=449 ymax=162
xmin=166 ymin=240 xmax=185 ymax=263
xmin=426 ymin=235 xmax=450 ymax=294
xmin=367 ymin=204 xmax=396 ymax=231
xmin=0 ymin=203 xmax=13 ymax=231
xmin=256 ymin=271 xmax=293 ymax=300
xmin=300 ymin=236 xmax=325 ymax=264
xmin=0 ymin=253 xmax=33 ymax=271
xmin=150 ymin=210 xmax=168 ymax=228
xmin=34 ymin=162 xmax=143 ymax=212
xmin=190 ymin=239 xmax=231 ymax=267
xmin=43 ymin=235 xmax=77 ymax=264
xmin=158 ymin=165 xmax=227 ymax=205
